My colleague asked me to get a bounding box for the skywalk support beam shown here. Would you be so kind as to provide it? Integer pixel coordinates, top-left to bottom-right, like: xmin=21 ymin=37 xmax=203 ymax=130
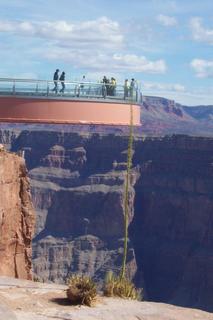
xmin=0 ymin=96 xmax=141 ymax=126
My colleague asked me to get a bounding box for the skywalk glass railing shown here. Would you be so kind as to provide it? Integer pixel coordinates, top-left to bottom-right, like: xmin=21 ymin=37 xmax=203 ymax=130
xmin=0 ymin=78 xmax=142 ymax=103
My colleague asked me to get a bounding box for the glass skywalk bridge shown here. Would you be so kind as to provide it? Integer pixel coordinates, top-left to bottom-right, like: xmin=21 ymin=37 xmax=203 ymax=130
xmin=0 ymin=78 xmax=141 ymax=103
xmin=0 ymin=78 xmax=141 ymax=125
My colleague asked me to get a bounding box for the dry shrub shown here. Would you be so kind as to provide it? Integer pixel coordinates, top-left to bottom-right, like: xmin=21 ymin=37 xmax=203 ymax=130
xmin=66 ymin=274 xmax=97 ymax=307
xmin=103 ymin=271 xmax=141 ymax=300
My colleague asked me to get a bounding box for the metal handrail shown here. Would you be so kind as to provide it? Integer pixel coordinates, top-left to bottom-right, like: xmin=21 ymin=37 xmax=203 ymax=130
xmin=0 ymin=77 xmax=142 ymax=103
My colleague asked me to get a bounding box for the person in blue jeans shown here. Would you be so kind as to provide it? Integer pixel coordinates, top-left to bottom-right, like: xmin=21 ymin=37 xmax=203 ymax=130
xmin=59 ymin=71 xmax=65 ymax=93
xmin=52 ymin=69 xmax=60 ymax=93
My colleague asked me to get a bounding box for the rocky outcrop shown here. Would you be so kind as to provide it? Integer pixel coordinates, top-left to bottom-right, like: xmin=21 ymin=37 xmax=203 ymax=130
xmin=0 ymin=276 xmax=212 ymax=320
xmin=1 ymin=130 xmax=213 ymax=311
xmin=0 ymin=129 xmax=20 ymax=150
xmin=0 ymin=150 xmax=35 ymax=279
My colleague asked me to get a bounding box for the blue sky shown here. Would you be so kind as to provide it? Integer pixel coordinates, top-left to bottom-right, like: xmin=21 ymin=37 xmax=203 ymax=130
xmin=0 ymin=0 xmax=212 ymax=105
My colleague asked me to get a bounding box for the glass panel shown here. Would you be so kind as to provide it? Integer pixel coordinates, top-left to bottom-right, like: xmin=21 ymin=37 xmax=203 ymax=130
xmin=0 ymin=78 xmax=141 ymax=103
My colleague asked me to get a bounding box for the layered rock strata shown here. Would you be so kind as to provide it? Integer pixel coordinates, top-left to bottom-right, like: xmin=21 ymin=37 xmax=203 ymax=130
xmin=1 ymin=130 xmax=212 ymax=311
xmin=29 ymin=135 xmax=139 ymax=284
xmin=131 ymin=136 xmax=213 ymax=311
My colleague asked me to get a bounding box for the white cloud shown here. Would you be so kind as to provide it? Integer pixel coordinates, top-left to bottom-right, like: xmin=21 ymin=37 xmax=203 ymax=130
xmin=44 ymin=48 xmax=167 ymax=74
xmin=191 ymin=59 xmax=213 ymax=78
xmin=0 ymin=17 xmax=167 ymax=75
xmin=190 ymin=17 xmax=213 ymax=45
xmin=157 ymin=14 xmax=177 ymax=27
xmin=143 ymin=81 xmax=185 ymax=92
xmin=111 ymin=54 xmax=166 ymax=73
xmin=0 ymin=21 xmax=15 ymax=32
xmin=0 ymin=17 xmax=124 ymax=50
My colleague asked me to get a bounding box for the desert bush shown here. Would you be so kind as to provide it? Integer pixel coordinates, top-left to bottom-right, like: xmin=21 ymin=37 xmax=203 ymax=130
xmin=66 ymin=274 xmax=97 ymax=307
xmin=33 ymin=275 xmax=44 ymax=282
xmin=103 ymin=271 xmax=140 ymax=300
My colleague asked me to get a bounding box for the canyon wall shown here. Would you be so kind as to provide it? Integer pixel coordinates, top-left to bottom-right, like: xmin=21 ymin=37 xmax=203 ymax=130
xmin=0 ymin=149 xmax=35 ymax=279
xmin=131 ymin=136 xmax=213 ymax=311
xmin=11 ymin=132 xmax=139 ymax=284
xmin=0 ymin=129 xmax=212 ymax=311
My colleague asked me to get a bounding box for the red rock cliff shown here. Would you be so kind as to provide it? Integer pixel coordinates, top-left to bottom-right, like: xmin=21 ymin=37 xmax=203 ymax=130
xmin=0 ymin=150 xmax=34 ymax=279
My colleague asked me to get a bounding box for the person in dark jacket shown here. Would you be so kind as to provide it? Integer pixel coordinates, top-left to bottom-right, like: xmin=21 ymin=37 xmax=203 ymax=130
xmin=130 ymin=78 xmax=136 ymax=98
xmin=102 ymin=76 xmax=107 ymax=98
xmin=59 ymin=71 xmax=65 ymax=93
xmin=52 ymin=69 xmax=59 ymax=93
xmin=124 ymin=79 xmax=129 ymax=99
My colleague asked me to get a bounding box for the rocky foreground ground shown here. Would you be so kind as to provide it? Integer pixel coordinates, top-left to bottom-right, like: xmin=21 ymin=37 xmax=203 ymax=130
xmin=0 ymin=277 xmax=212 ymax=320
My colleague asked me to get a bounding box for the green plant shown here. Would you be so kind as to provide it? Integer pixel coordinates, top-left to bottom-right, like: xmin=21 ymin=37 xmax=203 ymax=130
xmin=104 ymin=271 xmax=140 ymax=300
xmin=120 ymin=104 xmax=134 ymax=280
xmin=106 ymin=106 xmax=142 ymax=301
xmin=66 ymin=274 xmax=97 ymax=307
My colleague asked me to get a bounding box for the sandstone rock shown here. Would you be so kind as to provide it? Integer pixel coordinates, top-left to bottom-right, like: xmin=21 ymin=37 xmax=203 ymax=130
xmin=0 ymin=302 xmax=17 ymax=320
xmin=0 ymin=151 xmax=35 ymax=280
xmin=0 ymin=276 xmax=212 ymax=320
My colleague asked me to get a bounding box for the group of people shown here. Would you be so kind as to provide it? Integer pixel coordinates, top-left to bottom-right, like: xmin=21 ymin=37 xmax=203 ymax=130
xmin=101 ymin=76 xmax=138 ymax=99
xmin=52 ymin=69 xmax=65 ymax=94
xmin=52 ymin=69 xmax=86 ymax=95
xmin=102 ymin=76 xmax=117 ymax=97
xmin=51 ymin=69 xmax=138 ymax=99
xmin=124 ymin=78 xmax=137 ymax=99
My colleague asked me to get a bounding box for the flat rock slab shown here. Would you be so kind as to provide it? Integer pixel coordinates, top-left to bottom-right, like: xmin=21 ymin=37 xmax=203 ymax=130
xmin=0 ymin=276 xmax=212 ymax=320
xmin=0 ymin=302 xmax=17 ymax=320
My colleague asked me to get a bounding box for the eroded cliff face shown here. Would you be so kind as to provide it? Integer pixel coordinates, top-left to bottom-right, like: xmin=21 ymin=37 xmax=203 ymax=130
xmin=0 ymin=150 xmax=35 ymax=279
xmin=12 ymin=132 xmax=139 ymax=284
xmin=1 ymin=130 xmax=213 ymax=311
xmin=131 ymin=136 xmax=213 ymax=311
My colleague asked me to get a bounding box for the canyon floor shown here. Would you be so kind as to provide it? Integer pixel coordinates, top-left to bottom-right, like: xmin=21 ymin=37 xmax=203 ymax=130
xmin=0 ymin=277 xmax=212 ymax=320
